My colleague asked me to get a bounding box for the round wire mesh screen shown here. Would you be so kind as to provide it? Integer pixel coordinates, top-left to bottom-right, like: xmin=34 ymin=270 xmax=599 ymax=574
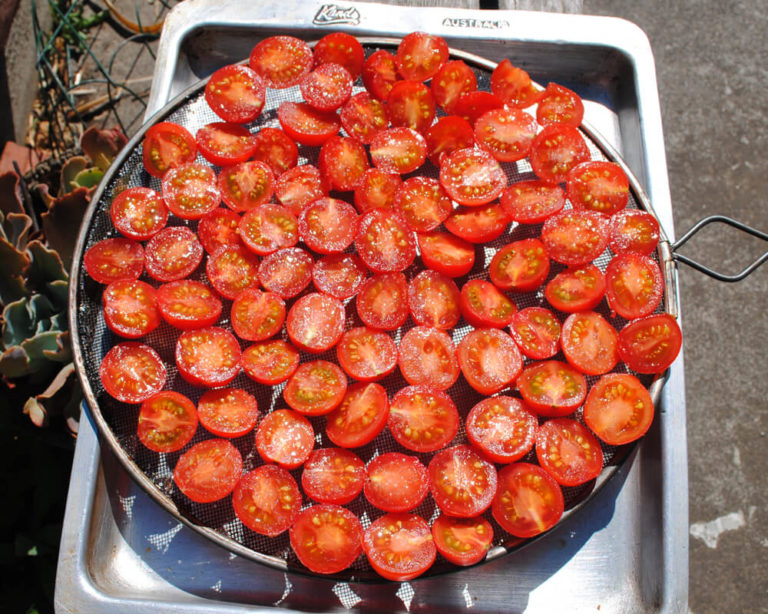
xmin=73 ymin=42 xmax=660 ymax=580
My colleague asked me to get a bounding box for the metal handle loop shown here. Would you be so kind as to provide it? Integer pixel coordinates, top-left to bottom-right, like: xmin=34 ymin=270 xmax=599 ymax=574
xmin=671 ymin=215 xmax=768 ymax=282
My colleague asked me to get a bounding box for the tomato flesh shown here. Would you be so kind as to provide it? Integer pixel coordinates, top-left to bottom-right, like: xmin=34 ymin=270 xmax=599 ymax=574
xmin=618 ymin=313 xmax=682 ymax=374
xmin=356 ymin=272 xmax=409 ymax=330
xmin=536 ymin=82 xmax=584 ymax=127
xmin=432 ymin=515 xmax=493 ymax=567
xmin=241 ymin=339 xmax=299 ymax=385
xmin=536 ymin=418 xmax=604 ymax=486
xmin=583 ymin=373 xmax=654 ymax=445
xmin=157 ymin=279 xmax=223 ymax=330
xmin=407 ymin=270 xmax=461 ymax=330
xmin=325 ymin=382 xmax=390 ymax=449
xmin=417 ymin=231 xmax=476 ymax=278
xmin=457 ymin=328 xmax=523 ymax=395
xmin=99 ymin=342 xmax=166 ymax=403
xmin=300 ymin=62 xmax=353 ymax=111
xmin=197 ymin=388 xmax=259 ymax=438
xmin=490 ymin=59 xmax=543 ymax=109
xmin=110 ymin=187 xmax=168 ymax=241
xmin=364 ymin=452 xmax=429 ymax=513
xmin=218 ymin=160 xmax=274 ymax=212
xmin=362 ymin=50 xmax=401 ymax=101
xmin=102 ymin=279 xmax=161 ymax=339
xmin=395 ymin=31 xmax=448 ymax=81
xmin=255 ymin=409 xmax=314 ymax=469
xmin=529 ymin=124 xmax=590 ymax=184
xmin=233 ymin=465 xmax=301 ymax=536
xmin=230 ymin=288 xmax=285 ymax=342
xmin=138 ymin=391 xmax=198 ymax=453
xmin=286 ymin=293 xmax=345 ymax=353
xmin=257 ymin=247 xmax=313 ymax=299
xmin=313 ymin=32 xmax=365 ymax=78
xmin=540 ymin=209 xmax=609 ymax=267
xmin=251 ymin=127 xmax=298 ymax=176
xmin=369 ymin=127 xmax=427 ymax=175
xmin=388 ymin=385 xmax=459 ymax=452
xmin=142 ymin=121 xmax=196 ymax=178
xmin=466 ymin=396 xmax=538 ymax=464
xmin=341 ymin=92 xmax=389 ymax=144
xmin=517 ymin=360 xmax=587 ymax=417
xmin=337 ymin=327 xmax=398 ymax=382
xmin=196 ymin=122 xmax=257 ymax=167
xmin=386 ymin=80 xmax=436 ymax=134
xmin=248 ymin=35 xmax=313 ymax=89
xmin=561 ymin=311 xmax=619 ymax=375
xmin=545 ymin=264 xmax=606 ymax=313
xmin=429 ymin=445 xmax=497 ymax=518
xmin=355 ymin=209 xmax=416 ymax=273
xmin=290 ymin=505 xmax=364 ymax=574
xmin=205 ymin=64 xmax=265 ymax=124
xmin=84 ymin=238 xmax=144 ymax=284
xmin=609 ymin=209 xmax=661 ymax=256
xmin=567 ymin=161 xmax=629 ymax=215
xmin=439 ymin=148 xmax=506 ymax=207
xmin=394 ymin=176 xmax=452 ymax=233
xmin=175 ymin=327 xmax=241 ymax=387
xmin=162 ymin=163 xmax=220 ymax=220
xmin=277 ymin=101 xmax=341 ymax=146
xmin=298 ymin=197 xmax=359 ymax=254
xmin=431 ymin=60 xmax=477 ymax=113
xmin=206 ymin=244 xmax=261 ymax=299
xmin=283 ymin=360 xmax=348 ymax=416
xmin=605 ymin=252 xmax=663 ymax=319
xmin=145 ymin=226 xmax=204 ymax=282
xmin=198 ymin=208 xmax=241 ymax=255
xmin=312 ymin=253 xmax=367 ymax=300
xmin=354 ymin=168 xmax=402 ymax=212
xmin=319 ymin=135 xmax=370 ymax=191
xmin=444 ymin=202 xmax=509 ymax=244
xmin=492 ymin=463 xmax=564 ymax=538
xmin=459 ymin=279 xmax=518 ymax=328
xmin=301 ymin=448 xmax=365 ymax=505
xmin=173 ymin=439 xmax=243 ymax=504
xmin=274 ymin=164 xmax=327 ymax=217
xmin=489 ymin=238 xmax=550 ymax=292
xmin=425 ymin=115 xmax=475 ymax=166
xmin=397 ymin=326 xmax=459 ymax=391
xmin=363 ymin=513 xmax=436 ymax=581
xmin=474 ymin=107 xmax=537 ymax=162
xmin=500 ymin=180 xmax=566 ymax=224
xmin=238 ymin=203 xmax=299 ymax=256
xmin=509 ymin=307 xmax=561 ymax=359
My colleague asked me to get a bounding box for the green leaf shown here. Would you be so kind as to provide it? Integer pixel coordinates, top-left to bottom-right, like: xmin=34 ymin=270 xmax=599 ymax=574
xmin=59 ymin=157 xmax=88 ymax=195
xmin=40 ymin=188 xmax=89 ymax=270
xmin=0 ymin=345 xmax=32 ymax=378
xmin=25 ymin=241 xmax=68 ymax=298
xmin=41 ymin=331 xmax=71 ymax=363
xmin=2 ymin=297 xmax=36 ymax=347
xmin=72 ymin=167 xmax=103 ymax=189
xmin=2 ymin=212 xmax=33 ymax=251
xmin=46 ymin=280 xmax=69 ymax=311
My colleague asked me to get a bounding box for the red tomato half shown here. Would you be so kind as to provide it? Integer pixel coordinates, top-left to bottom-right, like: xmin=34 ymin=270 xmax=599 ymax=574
xmin=536 ymin=418 xmax=604 ymax=486
xmin=142 ymin=121 xmax=196 ymax=178
xmin=173 ymin=439 xmax=243 ymax=504
xmin=492 ymin=463 xmax=564 ymax=538
xmin=102 ymin=280 xmax=161 ymax=339
xmin=290 ymin=505 xmax=363 ymax=574
xmin=545 ymin=264 xmax=606 ymax=313
xmin=500 ymin=180 xmax=566 ymax=224
xmin=110 ymin=187 xmax=168 ymax=241
xmin=509 ymin=307 xmax=561 ymax=359
xmin=277 ymin=101 xmax=341 ymax=146
xmin=540 ymin=209 xmax=609 ymax=267
xmin=490 ymin=60 xmax=543 ymax=109
xmin=196 ymin=122 xmax=257 ymax=167
xmin=138 ymin=391 xmax=198 ymax=453
xmin=529 ymin=124 xmax=590 ymax=185
xmin=474 ymin=108 xmax=537 ymax=162
xmin=431 ymin=60 xmax=477 ymax=113
xmin=162 ymin=163 xmax=220 ymax=220
xmin=517 ymin=360 xmax=587 ymax=417
xmin=197 ymin=388 xmax=259 ymax=438
xmin=355 ymin=209 xmax=416 ymax=273
xmin=251 ymin=127 xmax=298 ymax=176
xmin=175 ymin=327 xmax=241 ymax=387
xmin=561 ymin=311 xmax=619 ymax=375
xmin=362 ymin=50 xmax=401 ymax=101
xmin=241 ymin=339 xmax=299 ymax=385
xmin=355 ymin=272 xmax=409 ymax=330
xmin=395 ymin=31 xmax=449 ymax=81
xmin=83 ymin=238 xmax=144 ymax=284
xmin=536 ymin=83 xmax=584 ymax=127
xmin=394 ymin=176 xmax=452 ymax=232
xmin=233 ymin=465 xmax=301 ymax=536
xmin=313 ymin=32 xmax=365 ymax=78
xmin=283 ymin=360 xmax=348 ymax=416
xmin=397 ymin=327 xmax=460 ymax=391
xmin=325 ymin=382 xmax=390 ymax=449
xmin=453 ymin=91 xmax=505 ymax=126
xmin=218 ymin=160 xmax=274 ymax=212
xmin=257 ymin=247 xmax=313 ymax=299
xmin=238 ymin=204 xmax=299 ymax=256
xmin=386 ymin=80 xmax=436 ymax=134
xmin=205 ymin=64 xmax=266 ymax=124
xmin=255 ymin=409 xmax=314 ymax=469
xmin=312 ymin=253 xmax=367 ymax=300
xmin=319 ymin=136 xmax=370 ymax=190
xmin=457 ymin=328 xmax=523 ymax=395
xmin=460 ymin=279 xmax=518 ymax=328
xmin=205 ymin=244 xmax=261 ymax=299
xmin=354 ymin=168 xmax=402 ymax=212
xmin=300 ymin=62 xmax=353 ymax=111
xmin=286 ymin=293 xmax=345 ymax=353
xmin=157 ymin=279 xmax=223 ymax=329
xmin=432 ymin=515 xmax=493 ymax=567
xmin=99 ymin=342 xmax=166 ymax=403
xmin=336 ymin=327 xmax=398 ymax=382
xmin=363 ymin=513 xmax=436 ymax=581
xmin=407 ymin=270 xmax=461 ymax=330
xmin=609 ymin=209 xmax=661 ymax=256
xmin=298 ymin=197 xmax=359 ymax=254
xmin=567 ymin=161 xmax=630 ymax=215
xmin=274 ymin=164 xmax=327 ymax=217
xmin=439 ymin=148 xmax=507 ymax=207
xmin=369 ymin=127 xmax=427 ymax=175
xmin=197 ymin=208 xmax=241 ymax=255
xmin=417 ymin=231 xmax=476 ymax=278
xmin=618 ymin=313 xmax=682 ymax=374
xmin=301 ymin=448 xmax=365 ymax=505
xmin=388 ymin=385 xmax=459 ymax=452
xmin=466 ymin=396 xmax=538 ymax=464
xmin=230 ymin=288 xmax=285 ymax=342
xmin=364 ymin=452 xmax=429 ymax=512
xmin=605 ymin=252 xmax=663 ymax=319
xmin=429 ymin=445 xmax=498 ymax=517
xmin=489 ymin=238 xmax=550 ymax=292
xmin=248 ymin=35 xmax=313 ymax=89
xmin=444 ymin=202 xmax=510 ymax=244
xmin=341 ymin=92 xmax=389 ymax=144
xmin=583 ymin=373 xmax=654 ymax=445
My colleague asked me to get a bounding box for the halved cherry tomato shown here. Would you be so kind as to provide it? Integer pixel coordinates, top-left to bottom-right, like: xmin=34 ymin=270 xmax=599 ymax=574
xmin=218 ymin=160 xmax=274 ymax=212
xmin=248 ymin=35 xmax=313 ymax=89
xmin=369 ymin=127 xmax=427 ymax=175
xmin=609 ymin=209 xmax=661 ymax=256
xmin=251 ymin=127 xmax=298 ymax=176
xmin=142 ymin=121 xmax=196 ymax=178
xmin=354 ymin=168 xmax=402 ymax=212
xmin=312 ymin=253 xmax=367 ymax=300
xmin=257 ymin=247 xmax=313 ymax=299
xmin=466 ymin=395 xmax=538 ymax=464
xmin=460 ymin=279 xmax=517 ymax=328
xmin=561 ymin=311 xmax=619 ymax=375
xmin=363 ymin=513 xmax=436 ymax=581
xmin=196 ymin=122 xmax=257 ymax=166
xmin=233 ymin=465 xmax=301 ymax=536
xmin=110 ymin=187 xmax=167 ymax=241
xmin=241 ymin=339 xmax=299 ymax=385
xmin=83 ymin=237 xmax=144 ymax=284
xmin=509 ymin=306 xmax=561 ymax=359
xmin=301 ymin=448 xmax=365 ymax=505
xmin=238 ymin=203 xmax=299 ymax=256
xmin=489 ymin=238 xmax=550 ymax=292
xmin=205 ymin=244 xmax=261 ymax=299
xmin=157 ymin=279 xmax=222 ymax=329
xmin=439 ymin=148 xmax=507 ymax=207
xmin=283 ymin=360 xmax=348 ymax=416
xmin=605 ymin=252 xmax=663 ymax=319
xmin=355 ymin=209 xmax=416 ymax=273
xmin=529 ymin=124 xmax=590 ymax=184
xmin=99 ymin=342 xmax=166 ymax=403
xmin=137 ymin=391 xmax=198 ymax=453
xmin=319 ymin=135 xmax=370 ymax=190
xmin=474 ymin=107 xmax=537 ymax=162
xmin=386 ymin=80 xmax=436 ymax=134
xmin=540 ymin=209 xmax=609 ymax=267
xmin=286 ymin=293 xmax=345 ymax=353
xmin=340 ymin=92 xmax=389 ymax=144
xmin=173 ymin=439 xmax=243 ymax=504
xmin=395 ymin=31 xmax=448 ymax=81
xmin=298 ymin=197 xmax=359 ymax=254
xmin=175 ymin=327 xmax=241 ymax=387
xmin=355 ymin=271 xmax=409 ymax=330
xmin=255 ymin=408 xmax=314 ymax=469
xmin=197 ymin=387 xmax=259 ymax=438
xmin=161 ymin=163 xmax=220 ymax=220
xmin=277 ymin=101 xmax=341 ymax=146
xmin=388 ymin=385 xmax=459 ymax=452
xmin=204 ymin=64 xmax=266 ymax=124
xmin=429 ymin=445 xmax=497 ymax=517
xmin=490 ymin=59 xmax=543 ymax=109
xmin=517 ymin=360 xmax=587 ymax=417
xmin=230 ymin=288 xmax=285 ymax=341
xmin=407 ymin=270 xmax=461 ymax=330
xmin=325 ymin=382 xmax=390 ymax=448
xmin=500 ymin=180 xmax=566 ymax=224
xmin=290 ymin=505 xmax=364 ymax=574
xmin=536 ymin=82 xmax=584 ymax=127
xmin=313 ymin=32 xmax=365 ymax=78
xmin=567 ymin=161 xmax=630 ymax=215
xmin=453 ymin=91 xmax=504 ymax=126
xmin=102 ymin=279 xmax=161 ymax=338
xmin=197 ymin=208 xmax=241 ymax=255
xmin=457 ymin=328 xmax=523 ymax=395
xmin=300 ymin=62 xmax=353 ymax=111
xmin=545 ymin=264 xmax=606 ymax=313
xmin=432 ymin=514 xmax=493 ymax=567
xmin=362 ymin=49 xmax=401 ymax=101
xmin=364 ymin=452 xmax=429 ymax=512
xmin=583 ymin=373 xmax=654 ymax=445
xmin=444 ymin=202 xmax=510 ymax=244
xmin=536 ymin=418 xmax=604 ymax=486
xmin=431 ymin=60 xmax=477 ymax=113
xmin=425 ymin=115 xmax=475 ymax=166
xmin=618 ymin=313 xmax=682 ymax=374
xmin=492 ymin=463 xmax=564 ymax=538
xmin=336 ymin=327 xmax=397 ymax=382
xmin=274 ymin=164 xmax=327 ymax=217
xmin=417 ymin=231 xmax=476 ymax=278
xmin=397 ymin=327 xmax=460 ymax=391
xmin=394 ymin=176 xmax=452 ymax=232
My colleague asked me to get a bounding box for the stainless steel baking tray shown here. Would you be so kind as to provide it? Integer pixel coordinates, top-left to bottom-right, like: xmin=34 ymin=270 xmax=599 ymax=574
xmin=55 ymin=1 xmax=689 ymax=612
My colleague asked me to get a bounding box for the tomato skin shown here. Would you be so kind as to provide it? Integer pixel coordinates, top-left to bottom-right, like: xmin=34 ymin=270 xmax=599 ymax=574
xmin=364 ymin=452 xmax=429 ymax=512
xmin=102 ymin=279 xmax=161 ymax=339
xmin=241 ymin=339 xmax=299 ymax=385
xmin=459 ymin=279 xmax=518 ymax=328
xmin=205 ymin=244 xmax=261 ymax=300
xmin=417 ymin=231 xmax=476 ymax=278
xmin=388 ymin=385 xmax=460 ymax=452
xmin=354 ymin=168 xmax=402 ymax=212
xmin=369 ymin=127 xmax=427 ymax=175
xmin=84 ymin=238 xmax=144 ymax=284
xmin=425 ymin=115 xmax=475 ymax=166
xmin=529 ymin=124 xmax=590 ymax=185
xmin=162 ymin=163 xmax=220 ymax=220
xmin=251 ymin=127 xmax=298 ymax=176
xmin=290 ymin=505 xmax=364 ymax=575
xmin=325 ymin=382 xmax=390 ymax=449
xmin=298 ymin=197 xmax=359 ymax=254
xmin=110 ymin=187 xmax=168 ymax=241
xmin=238 ymin=203 xmax=299 ymax=257
xmin=196 ymin=122 xmax=257 ymax=167
xmin=362 ymin=49 xmax=401 ymax=101
xmin=474 ymin=107 xmax=537 ymax=162
xmin=605 ymin=252 xmax=663 ymax=319
xmin=257 ymin=247 xmax=313 ymax=299
xmin=394 ymin=176 xmax=452 ymax=233
xmin=157 ymin=279 xmax=223 ymax=330
xmin=99 ymin=342 xmax=166 ymax=403
xmin=274 ymin=164 xmax=327 ymax=217
xmin=609 ymin=209 xmax=661 ymax=256
xmin=340 ymin=92 xmax=389 ymax=144
xmin=277 ymin=101 xmax=341 ymax=146
xmin=197 ymin=388 xmax=259 ymax=438
xmin=319 ymin=135 xmax=370 ymax=191
xmin=429 ymin=445 xmax=498 ymax=518
xmin=561 ymin=311 xmax=619 ymax=376
xmin=355 ymin=272 xmax=409 ymax=330
xmin=453 ymin=90 xmax=505 ymax=126
xmin=300 ymin=62 xmax=353 ymax=111
xmin=395 ymin=31 xmax=449 ymax=81
xmin=407 ymin=269 xmax=461 ymax=330
xmin=466 ymin=396 xmax=538 ymax=464
xmin=431 ymin=60 xmax=477 ymax=113
xmin=175 ymin=327 xmax=241 ymax=388
xmin=489 ymin=238 xmax=550 ymax=292
xmin=500 ymin=180 xmax=566 ymax=225
xmin=583 ymin=373 xmax=654 ymax=445
xmin=205 ymin=64 xmax=265 ymax=124
xmin=218 ymin=160 xmax=274 ymax=213
xmin=517 ymin=360 xmax=587 ymax=417
xmin=444 ymin=202 xmax=510 ymax=244
xmin=439 ymin=148 xmax=507 ymax=207
xmin=618 ymin=313 xmax=682 ymax=374
xmin=286 ymin=292 xmax=345 ymax=353
xmin=540 ymin=209 xmax=609 ymax=267
xmin=545 ymin=264 xmax=606 ymax=313
xmin=233 ymin=465 xmax=301 ymax=536
xmin=230 ymin=288 xmax=285 ymax=342
xmin=283 ymin=360 xmax=348 ymax=416
xmin=142 ymin=121 xmax=196 ymax=178
xmin=457 ymin=328 xmax=523 ymax=396
xmin=509 ymin=306 xmax=561 ymax=359
xmin=312 ymin=253 xmax=367 ymax=300
xmin=386 ymin=80 xmax=436 ymax=134
xmin=492 ymin=463 xmax=564 ymax=538
xmin=336 ymin=327 xmax=398 ymax=382
xmin=354 ymin=209 xmax=416 ymax=273
xmin=254 ymin=408 xmax=314 ymax=469
xmin=301 ymin=448 xmax=365 ymax=505
xmin=432 ymin=514 xmax=493 ymax=566
xmin=145 ymin=226 xmax=204 ymax=282
xmin=313 ymin=32 xmax=365 ymax=78
xmin=173 ymin=439 xmax=243 ymax=504
xmin=198 ymin=208 xmax=241 ymax=255
xmin=567 ymin=161 xmax=629 ymax=215
xmin=490 ymin=59 xmax=543 ymax=109
xmin=536 ymin=418 xmax=604 ymax=486
xmin=248 ymin=35 xmax=313 ymax=89
xmin=137 ymin=391 xmax=198 ymax=453
xmin=397 ymin=327 xmax=460 ymax=391
xmin=363 ymin=513 xmax=436 ymax=581
xmin=536 ymin=82 xmax=584 ymax=127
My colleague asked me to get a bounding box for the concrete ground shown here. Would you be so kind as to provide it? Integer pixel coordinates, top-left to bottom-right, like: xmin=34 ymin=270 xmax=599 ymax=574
xmin=583 ymin=2 xmax=768 ymax=612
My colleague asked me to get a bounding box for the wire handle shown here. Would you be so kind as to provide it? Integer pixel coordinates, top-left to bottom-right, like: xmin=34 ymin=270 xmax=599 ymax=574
xmin=671 ymin=215 xmax=768 ymax=282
